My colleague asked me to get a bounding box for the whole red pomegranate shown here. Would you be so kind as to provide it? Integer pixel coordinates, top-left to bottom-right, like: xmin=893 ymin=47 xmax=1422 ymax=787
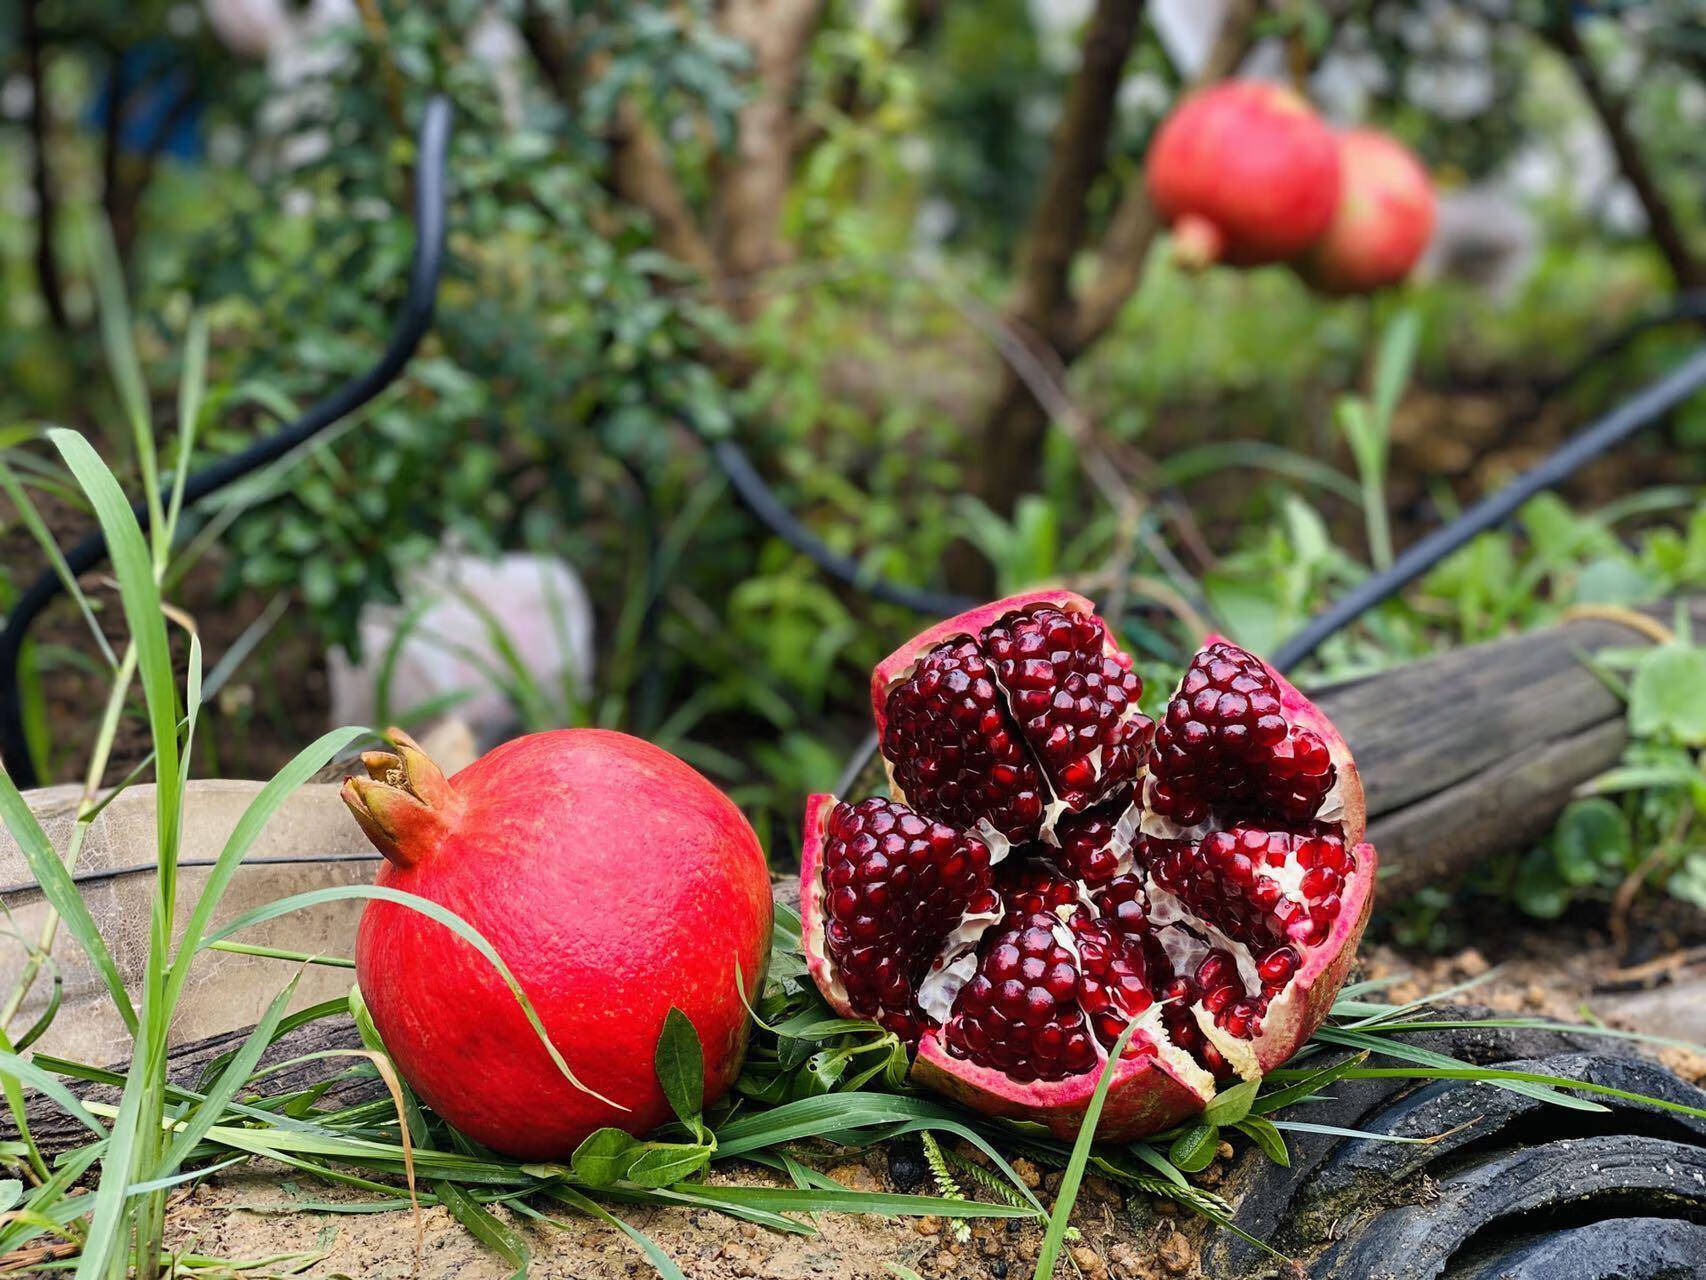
xmin=800 ymin=592 xmax=1374 ymax=1140
xmin=344 ymin=729 xmax=772 ymax=1158
xmin=1145 ymin=80 xmax=1341 ymax=269
xmin=1296 ymin=129 xmax=1436 ymax=295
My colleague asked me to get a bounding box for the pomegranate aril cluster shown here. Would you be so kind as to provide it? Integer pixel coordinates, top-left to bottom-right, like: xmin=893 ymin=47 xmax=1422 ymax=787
xmin=819 ymin=797 xmax=994 ymax=1039
xmin=1147 ymin=642 xmax=1334 ymax=827
xmin=943 ymin=914 xmax=1098 ymax=1082
xmin=980 ymin=606 xmax=1146 ymax=811
xmin=882 ymin=605 xmax=1153 ymax=843
xmin=881 ymin=640 xmax=1050 ymax=842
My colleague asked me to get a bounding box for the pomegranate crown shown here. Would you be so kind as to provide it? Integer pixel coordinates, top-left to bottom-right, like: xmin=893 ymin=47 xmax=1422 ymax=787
xmin=341 ymin=727 xmax=460 ymax=867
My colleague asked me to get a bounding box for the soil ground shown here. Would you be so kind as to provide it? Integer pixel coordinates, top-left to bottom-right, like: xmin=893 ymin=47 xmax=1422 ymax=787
xmin=153 ymin=914 xmax=1706 ymax=1280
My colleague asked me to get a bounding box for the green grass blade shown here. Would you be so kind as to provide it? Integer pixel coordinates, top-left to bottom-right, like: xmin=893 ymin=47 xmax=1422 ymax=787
xmin=73 ymin=1028 xmax=154 ymax=1279
xmin=163 ymin=311 xmax=208 ymax=561
xmin=1035 ymin=1019 xmax=1143 ymax=1280
xmin=199 ymin=884 xmax=620 ymax=1110
xmin=544 ymin=1187 xmax=688 ymax=1280
xmin=437 ymin=1180 xmax=530 ymax=1279
xmin=162 ymin=973 xmax=302 ymax=1172
xmin=0 ymin=457 xmax=116 ymax=669
xmin=166 ymin=725 xmax=367 ymax=1001
xmin=85 ymin=219 xmax=163 ymax=555
xmin=0 ymin=1046 xmax=108 ymax=1138
xmin=0 ymin=769 xmax=136 ymax=1031
xmin=48 ymin=429 xmax=181 ymax=869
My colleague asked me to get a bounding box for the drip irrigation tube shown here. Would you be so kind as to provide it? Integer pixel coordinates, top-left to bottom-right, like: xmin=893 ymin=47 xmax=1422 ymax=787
xmin=0 ymin=96 xmax=452 ymax=789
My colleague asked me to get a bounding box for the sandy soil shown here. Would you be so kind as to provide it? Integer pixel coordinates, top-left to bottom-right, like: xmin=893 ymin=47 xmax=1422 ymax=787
xmin=153 ymin=923 xmax=1706 ymax=1280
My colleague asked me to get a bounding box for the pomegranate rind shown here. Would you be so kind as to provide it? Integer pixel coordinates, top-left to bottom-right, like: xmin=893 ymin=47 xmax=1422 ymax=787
xmin=912 ymin=1031 xmax=1214 ymax=1142
xmin=869 ymin=588 xmax=1097 ymax=738
xmin=799 ymin=792 xmax=858 ymax=1019
xmin=1297 ymin=129 xmax=1436 ymax=296
xmin=1145 ymin=80 xmax=1341 ymax=268
xmin=1235 ymin=840 xmax=1376 ymax=1076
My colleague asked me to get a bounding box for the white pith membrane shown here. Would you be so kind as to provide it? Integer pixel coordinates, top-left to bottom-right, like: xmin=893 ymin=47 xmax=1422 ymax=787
xmin=812 ymin=613 xmax=1365 ymax=1094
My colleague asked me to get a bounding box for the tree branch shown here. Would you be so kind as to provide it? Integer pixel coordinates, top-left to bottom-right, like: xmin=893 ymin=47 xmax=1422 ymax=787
xmin=1072 ymin=0 xmax=1261 ymax=351
xmin=608 ymin=98 xmax=720 ymax=277
xmin=711 ymin=0 xmax=826 ymax=316
xmin=1541 ymin=10 xmax=1704 ymax=290
xmin=1007 ymin=0 xmax=1146 ymax=346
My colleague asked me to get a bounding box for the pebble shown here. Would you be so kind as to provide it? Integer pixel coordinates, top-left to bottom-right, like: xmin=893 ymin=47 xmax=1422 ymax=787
xmin=1457 ymin=947 xmax=1489 ymax=977
xmin=916 ymin=1215 xmax=944 ymax=1236
xmin=826 ymin=1161 xmax=883 ymax=1193
xmin=1071 ymin=1244 xmax=1107 ymax=1278
xmin=1215 ymin=1141 xmax=1234 ymax=1160
xmin=990 ymin=1262 xmax=1008 ymax=1279
xmin=1010 ymin=1158 xmax=1042 ymax=1190
xmin=1157 ymin=1230 xmax=1194 ymax=1275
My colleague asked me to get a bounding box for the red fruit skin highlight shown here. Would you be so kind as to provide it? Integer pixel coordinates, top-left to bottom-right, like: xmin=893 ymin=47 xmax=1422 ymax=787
xmin=347 ymin=728 xmax=772 ymax=1160
xmin=1145 ymin=80 xmax=1341 ymax=268
xmin=1297 ymin=128 xmax=1436 ymax=295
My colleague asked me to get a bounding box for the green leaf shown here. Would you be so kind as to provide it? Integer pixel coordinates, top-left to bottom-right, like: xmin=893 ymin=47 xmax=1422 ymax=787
xmin=1513 ymin=847 xmax=1572 ymax=919
xmin=654 ymin=1007 xmax=705 ymax=1125
xmin=1629 ymin=646 xmax=1706 ymax=746
xmin=1235 ymin=1117 xmax=1289 ymax=1167
xmin=572 ymin=1128 xmax=642 ymax=1188
xmin=624 ymin=1141 xmax=714 ymax=1189
xmin=1370 ymin=307 xmax=1421 ymax=433
xmin=0 ymin=1180 xmax=21 ymax=1214
xmin=1203 ymin=1077 xmax=1261 ymax=1128
xmin=1168 ymin=1123 xmax=1220 ymax=1173
xmin=1551 ymin=797 xmax=1631 ymax=886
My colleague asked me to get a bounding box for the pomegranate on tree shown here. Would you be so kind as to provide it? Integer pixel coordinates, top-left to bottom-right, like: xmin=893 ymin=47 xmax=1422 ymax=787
xmin=1296 ymin=128 xmax=1437 ymax=295
xmin=344 ymin=728 xmax=772 ymax=1159
xmin=800 ymin=592 xmax=1374 ymax=1140
xmin=1145 ymin=80 xmax=1342 ymax=269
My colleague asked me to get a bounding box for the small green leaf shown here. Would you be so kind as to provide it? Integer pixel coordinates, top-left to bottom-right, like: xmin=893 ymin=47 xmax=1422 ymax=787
xmin=571 ymin=1128 xmax=641 ymax=1188
xmin=1235 ymin=1117 xmax=1290 ymax=1167
xmin=624 ymin=1141 xmax=715 ymax=1188
xmin=0 ymin=1179 xmax=21 ymax=1213
xmin=655 ymin=1007 xmax=706 ymax=1125
xmin=1204 ymin=1077 xmax=1262 ymax=1128
xmin=1630 ymin=646 xmax=1706 ymax=746
xmin=1169 ymin=1122 xmax=1221 ymax=1173
xmin=1552 ymin=797 xmax=1631 ymax=886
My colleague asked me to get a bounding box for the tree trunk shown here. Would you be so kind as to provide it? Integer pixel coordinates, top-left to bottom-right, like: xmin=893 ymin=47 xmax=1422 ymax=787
xmin=959 ymin=0 xmax=1260 ymax=579
xmin=712 ymin=0 xmax=826 ymax=317
xmin=23 ymin=0 xmax=69 ymax=333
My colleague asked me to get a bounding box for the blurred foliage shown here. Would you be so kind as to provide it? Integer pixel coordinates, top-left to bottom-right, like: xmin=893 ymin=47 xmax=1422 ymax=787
xmin=1 ymin=0 xmax=1704 ymax=875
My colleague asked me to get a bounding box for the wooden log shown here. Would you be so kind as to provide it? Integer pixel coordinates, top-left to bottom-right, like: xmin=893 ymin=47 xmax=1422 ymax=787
xmin=1311 ymin=599 xmax=1706 ymax=899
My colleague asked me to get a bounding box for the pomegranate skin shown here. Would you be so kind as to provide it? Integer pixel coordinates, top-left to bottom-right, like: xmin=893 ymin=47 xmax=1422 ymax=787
xmin=1145 ymin=80 xmax=1341 ymax=268
xmin=348 ymin=729 xmax=772 ymax=1160
xmin=1296 ymin=129 xmax=1436 ymax=295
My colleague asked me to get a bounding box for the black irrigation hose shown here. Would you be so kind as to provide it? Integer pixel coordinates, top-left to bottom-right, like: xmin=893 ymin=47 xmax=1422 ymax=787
xmin=1271 ymin=342 xmax=1706 ymax=672
xmin=709 ymin=438 xmax=978 ymax=618
xmin=0 ymin=96 xmax=453 ymax=790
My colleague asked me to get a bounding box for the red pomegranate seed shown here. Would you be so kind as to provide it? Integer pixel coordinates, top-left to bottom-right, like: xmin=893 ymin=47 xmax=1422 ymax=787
xmin=1052 ymin=802 xmax=1133 ymax=884
xmin=980 ymin=606 xmax=1150 ymax=811
xmin=1146 ymin=641 xmax=1335 ymax=827
xmin=943 ymin=913 xmax=1099 ymax=1082
xmin=820 ymin=797 xmax=994 ymax=1039
xmin=881 ymin=639 xmax=1050 ymax=842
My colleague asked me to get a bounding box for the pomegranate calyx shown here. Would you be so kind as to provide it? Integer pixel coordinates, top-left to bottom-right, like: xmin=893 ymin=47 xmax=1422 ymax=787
xmin=341 ymin=727 xmax=460 ymax=867
xmin=1170 ymin=213 xmax=1225 ymax=270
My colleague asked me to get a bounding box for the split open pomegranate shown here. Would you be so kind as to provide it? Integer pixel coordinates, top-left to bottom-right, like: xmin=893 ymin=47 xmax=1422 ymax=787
xmin=801 ymin=591 xmax=1375 ymax=1139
